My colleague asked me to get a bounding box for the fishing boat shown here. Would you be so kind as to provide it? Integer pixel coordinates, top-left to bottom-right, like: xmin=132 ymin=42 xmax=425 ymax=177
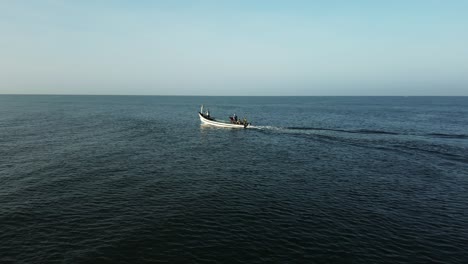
xmin=199 ymin=105 xmax=250 ymax=128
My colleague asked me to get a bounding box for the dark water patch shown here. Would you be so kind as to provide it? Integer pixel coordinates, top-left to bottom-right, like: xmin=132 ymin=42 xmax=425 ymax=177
xmin=396 ymin=144 xmax=468 ymax=164
xmin=353 ymin=129 xmax=399 ymax=135
xmin=268 ymin=126 xmax=468 ymax=168
xmin=427 ymin=133 xmax=468 ymax=139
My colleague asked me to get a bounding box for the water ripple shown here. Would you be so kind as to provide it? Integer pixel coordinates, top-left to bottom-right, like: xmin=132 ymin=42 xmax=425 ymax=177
xmin=1 ymin=96 xmax=467 ymax=263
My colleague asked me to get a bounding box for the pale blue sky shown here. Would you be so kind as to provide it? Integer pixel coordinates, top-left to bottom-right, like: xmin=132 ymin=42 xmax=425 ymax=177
xmin=0 ymin=0 xmax=467 ymax=95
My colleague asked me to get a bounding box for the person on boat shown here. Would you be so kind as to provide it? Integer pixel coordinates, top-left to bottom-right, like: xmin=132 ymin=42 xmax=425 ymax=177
xmin=234 ymin=114 xmax=238 ymax=122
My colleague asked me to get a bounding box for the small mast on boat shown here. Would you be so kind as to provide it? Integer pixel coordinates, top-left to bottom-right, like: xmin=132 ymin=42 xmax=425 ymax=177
xmin=200 ymin=105 xmax=213 ymax=120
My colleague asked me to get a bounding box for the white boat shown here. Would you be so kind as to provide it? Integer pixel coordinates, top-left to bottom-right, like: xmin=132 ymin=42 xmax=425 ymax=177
xmin=199 ymin=105 xmax=250 ymax=128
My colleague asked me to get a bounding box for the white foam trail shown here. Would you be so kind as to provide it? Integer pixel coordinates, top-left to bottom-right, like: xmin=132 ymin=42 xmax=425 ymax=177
xmin=249 ymin=125 xmax=320 ymax=136
xmin=249 ymin=125 xmax=282 ymax=130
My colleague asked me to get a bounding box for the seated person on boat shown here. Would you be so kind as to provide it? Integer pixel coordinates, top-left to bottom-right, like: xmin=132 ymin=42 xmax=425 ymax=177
xmin=229 ymin=114 xmax=248 ymax=125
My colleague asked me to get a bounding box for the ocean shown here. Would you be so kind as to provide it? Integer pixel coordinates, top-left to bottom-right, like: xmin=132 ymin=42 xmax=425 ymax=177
xmin=0 ymin=95 xmax=467 ymax=263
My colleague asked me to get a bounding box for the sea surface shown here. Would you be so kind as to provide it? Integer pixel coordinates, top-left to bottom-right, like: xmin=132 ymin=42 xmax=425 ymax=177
xmin=0 ymin=95 xmax=467 ymax=263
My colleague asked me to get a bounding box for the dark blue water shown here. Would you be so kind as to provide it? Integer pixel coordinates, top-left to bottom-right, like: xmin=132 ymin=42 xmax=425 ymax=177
xmin=1 ymin=95 xmax=467 ymax=263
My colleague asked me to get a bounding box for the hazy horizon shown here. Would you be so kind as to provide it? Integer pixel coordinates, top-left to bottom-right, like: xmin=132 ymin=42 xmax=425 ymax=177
xmin=1 ymin=1 xmax=467 ymax=96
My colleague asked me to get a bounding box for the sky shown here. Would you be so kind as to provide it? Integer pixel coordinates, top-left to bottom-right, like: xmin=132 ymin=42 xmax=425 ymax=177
xmin=0 ymin=0 xmax=467 ymax=96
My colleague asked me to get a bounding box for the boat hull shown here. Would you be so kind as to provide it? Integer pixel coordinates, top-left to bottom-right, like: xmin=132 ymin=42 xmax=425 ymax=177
xmin=199 ymin=113 xmax=248 ymax=128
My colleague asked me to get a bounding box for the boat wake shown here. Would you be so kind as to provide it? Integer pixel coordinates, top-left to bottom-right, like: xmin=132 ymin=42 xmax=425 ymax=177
xmin=250 ymin=125 xmax=468 ymax=164
xmin=249 ymin=125 xmax=282 ymax=131
xmin=286 ymin=127 xmax=400 ymax=135
xmin=250 ymin=125 xmax=400 ymax=136
xmin=250 ymin=125 xmax=468 ymax=139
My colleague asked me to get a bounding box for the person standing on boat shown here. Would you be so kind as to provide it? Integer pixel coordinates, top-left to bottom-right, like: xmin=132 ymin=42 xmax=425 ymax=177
xmin=234 ymin=113 xmax=237 ymax=122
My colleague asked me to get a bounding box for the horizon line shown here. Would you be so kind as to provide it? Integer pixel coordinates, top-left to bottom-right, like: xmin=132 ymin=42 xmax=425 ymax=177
xmin=0 ymin=93 xmax=467 ymax=97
